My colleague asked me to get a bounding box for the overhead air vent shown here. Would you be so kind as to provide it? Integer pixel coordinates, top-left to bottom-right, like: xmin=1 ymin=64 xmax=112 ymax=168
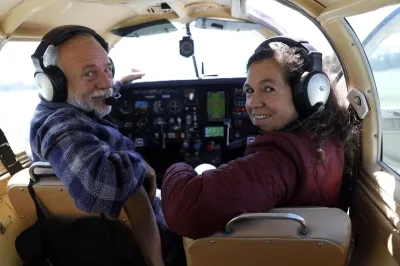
xmin=146 ymin=2 xmax=173 ymax=14
xmin=185 ymin=2 xmax=220 ymax=12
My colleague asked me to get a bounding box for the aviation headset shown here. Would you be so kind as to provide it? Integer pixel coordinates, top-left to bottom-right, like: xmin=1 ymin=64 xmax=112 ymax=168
xmin=253 ymin=36 xmax=331 ymax=118
xmin=31 ymin=25 xmax=115 ymax=102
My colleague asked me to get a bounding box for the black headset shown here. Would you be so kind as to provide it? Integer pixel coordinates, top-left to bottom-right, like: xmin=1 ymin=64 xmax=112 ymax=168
xmin=31 ymin=25 xmax=115 ymax=102
xmin=253 ymin=36 xmax=331 ymax=118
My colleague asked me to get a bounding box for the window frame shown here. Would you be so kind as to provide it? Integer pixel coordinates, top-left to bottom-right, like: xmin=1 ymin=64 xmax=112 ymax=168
xmin=347 ymin=6 xmax=400 ymax=177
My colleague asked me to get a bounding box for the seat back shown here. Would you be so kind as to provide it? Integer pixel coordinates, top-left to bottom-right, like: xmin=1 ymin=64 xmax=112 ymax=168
xmin=183 ymin=207 xmax=352 ymax=266
xmin=7 ymin=162 xmax=131 ymax=227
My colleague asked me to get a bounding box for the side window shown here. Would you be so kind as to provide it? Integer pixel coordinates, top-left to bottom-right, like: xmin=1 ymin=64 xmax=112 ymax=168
xmin=347 ymin=5 xmax=400 ymax=174
xmin=0 ymin=41 xmax=40 ymax=153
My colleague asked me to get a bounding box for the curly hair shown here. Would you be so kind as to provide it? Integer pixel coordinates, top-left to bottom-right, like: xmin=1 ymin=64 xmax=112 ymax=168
xmin=247 ymin=43 xmax=361 ymax=206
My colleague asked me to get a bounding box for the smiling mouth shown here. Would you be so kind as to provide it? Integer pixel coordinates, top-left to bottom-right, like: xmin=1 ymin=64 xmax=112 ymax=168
xmin=252 ymin=114 xmax=272 ymax=120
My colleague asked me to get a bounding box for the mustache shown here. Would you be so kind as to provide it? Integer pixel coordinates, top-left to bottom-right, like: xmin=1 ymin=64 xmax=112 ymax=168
xmin=90 ymin=88 xmax=113 ymax=98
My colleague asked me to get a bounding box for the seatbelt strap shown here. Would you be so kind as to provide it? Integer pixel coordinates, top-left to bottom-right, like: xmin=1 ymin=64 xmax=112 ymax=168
xmin=15 ymin=179 xmax=48 ymax=265
xmin=28 ymin=179 xmax=46 ymax=220
xmin=0 ymin=128 xmax=23 ymax=175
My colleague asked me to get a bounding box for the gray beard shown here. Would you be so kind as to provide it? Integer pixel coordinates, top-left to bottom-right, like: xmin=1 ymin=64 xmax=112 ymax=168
xmin=67 ymin=88 xmax=112 ymax=118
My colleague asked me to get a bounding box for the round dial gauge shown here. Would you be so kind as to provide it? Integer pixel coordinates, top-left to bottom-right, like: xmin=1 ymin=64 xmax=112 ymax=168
xmin=118 ymin=99 xmax=134 ymax=115
xmin=153 ymin=100 xmax=164 ymax=114
xmin=168 ymin=100 xmax=182 ymax=114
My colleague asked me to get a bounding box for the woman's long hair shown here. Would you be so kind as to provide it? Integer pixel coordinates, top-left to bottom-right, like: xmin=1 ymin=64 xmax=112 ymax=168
xmin=247 ymin=43 xmax=361 ymax=207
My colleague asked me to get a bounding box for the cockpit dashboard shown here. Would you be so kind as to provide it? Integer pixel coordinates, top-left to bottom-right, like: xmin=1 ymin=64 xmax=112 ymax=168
xmin=110 ymin=78 xmax=259 ymax=177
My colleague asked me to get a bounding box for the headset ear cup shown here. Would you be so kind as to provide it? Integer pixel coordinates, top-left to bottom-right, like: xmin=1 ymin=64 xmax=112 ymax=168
xmin=34 ymin=72 xmax=56 ymax=101
xmin=109 ymin=57 xmax=115 ymax=77
xmin=305 ymin=72 xmax=331 ymax=110
xmin=292 ymin=72 xmax=310 ymax=118
xmin=293 ymin=71 xmax=331 ymax=117
xmin=44 ymin=66 xmax=68 ymax=102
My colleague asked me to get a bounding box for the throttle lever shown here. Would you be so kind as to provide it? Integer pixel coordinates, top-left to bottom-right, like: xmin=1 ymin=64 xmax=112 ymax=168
xmin=226 ymin=138 xmax=246 ymax=150
xmin=224 ymin=118 xmax=231 ymax=146
xmin=156 ymin=120 xmax=166 ymax=149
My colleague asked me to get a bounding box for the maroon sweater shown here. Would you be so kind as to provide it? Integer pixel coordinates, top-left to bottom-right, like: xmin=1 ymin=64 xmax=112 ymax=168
xmin=161 ymin=130 xmax=344 ymax=239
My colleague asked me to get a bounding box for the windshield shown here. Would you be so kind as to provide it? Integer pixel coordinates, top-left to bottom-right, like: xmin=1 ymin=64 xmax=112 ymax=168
xmin=109 ymin=21 xmax=265 ymax=82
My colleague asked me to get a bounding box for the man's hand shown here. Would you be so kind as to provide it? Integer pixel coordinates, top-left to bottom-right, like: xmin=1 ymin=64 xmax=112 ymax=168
xmin=143 ymin=161 xmax=157 ymax=206
xmin=120 ymin=68 xmax=145 ymax=84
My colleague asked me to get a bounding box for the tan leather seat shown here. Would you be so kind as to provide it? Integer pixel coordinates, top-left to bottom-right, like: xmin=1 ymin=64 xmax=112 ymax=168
xmin=183 ymin=207 xmax=352 ymax=266
xmin=7 ymin=162 xmax=131 ymax=227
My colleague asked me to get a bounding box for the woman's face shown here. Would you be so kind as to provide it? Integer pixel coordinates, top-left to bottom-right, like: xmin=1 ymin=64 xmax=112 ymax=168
xmin=244 ymin=58 xmax=299 ymax=132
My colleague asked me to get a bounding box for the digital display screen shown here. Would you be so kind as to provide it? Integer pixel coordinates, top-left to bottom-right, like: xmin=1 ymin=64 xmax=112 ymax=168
xmin=135 ymin=101 xmax=148 ymax=109
xmin=135 ymin=101 xmax=148 ymax=113
xmin=205 ymin=126 xmax=224 ymax=137
xmin=207 ymin=91 xmax=225 ymax=121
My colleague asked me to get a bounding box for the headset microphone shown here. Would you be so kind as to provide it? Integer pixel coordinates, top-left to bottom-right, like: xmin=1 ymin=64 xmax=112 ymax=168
xmin=105 ymin=87 xmax=121 ymax=106
xmin=104 ymin=97 xmax=116 ymax=106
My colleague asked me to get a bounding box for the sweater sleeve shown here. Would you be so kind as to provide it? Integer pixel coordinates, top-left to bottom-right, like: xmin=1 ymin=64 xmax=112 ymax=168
xmin=36 ymin=109 xmax=146 ymax=218
xmin=161 ymin=148 xmax=297 ymax=239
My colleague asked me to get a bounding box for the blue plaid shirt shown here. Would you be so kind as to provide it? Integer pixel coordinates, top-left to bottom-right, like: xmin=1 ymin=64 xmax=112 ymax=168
xmin=29 ymin=95 xmax=147 ymax=219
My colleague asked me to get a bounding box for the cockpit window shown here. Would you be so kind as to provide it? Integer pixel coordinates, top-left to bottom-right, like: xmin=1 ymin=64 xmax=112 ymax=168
xmin=109 ymin=22 xmax=265 ymax=82
xmin=110 ymin=1 xmax=344 ymax=89
xmin=0 ymin=41 xmax=40 ymax=153
xmin=242 ymin=0 xmax=340 ymax=62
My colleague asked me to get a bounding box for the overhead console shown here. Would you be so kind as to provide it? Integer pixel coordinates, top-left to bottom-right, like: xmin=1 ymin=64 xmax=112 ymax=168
xmin=110 ymin=78 xmax=259 ymax=175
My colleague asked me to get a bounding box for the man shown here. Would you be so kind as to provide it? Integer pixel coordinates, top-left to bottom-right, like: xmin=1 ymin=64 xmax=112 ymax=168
xmin=29 ymin=25 xmax=181 ymax=266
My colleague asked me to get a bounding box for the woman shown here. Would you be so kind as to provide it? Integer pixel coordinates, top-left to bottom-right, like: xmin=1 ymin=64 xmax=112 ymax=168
xmin=161 ymin=37 xmax=360 ymax=239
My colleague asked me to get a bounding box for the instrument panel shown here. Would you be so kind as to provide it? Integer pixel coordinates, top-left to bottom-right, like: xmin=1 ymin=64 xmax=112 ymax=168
xmin=110 ymin=78 xmax=259 ymax=175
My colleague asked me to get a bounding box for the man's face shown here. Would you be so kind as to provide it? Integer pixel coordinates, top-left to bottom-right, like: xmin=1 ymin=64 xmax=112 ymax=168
xmin=58 ymin=35 xmax=114 ymax=118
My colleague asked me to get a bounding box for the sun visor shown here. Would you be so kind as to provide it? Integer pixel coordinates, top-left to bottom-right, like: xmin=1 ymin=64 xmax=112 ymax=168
xmin=111 ymin=19 xmax=177 ymax=37
xmin=194 ymin=17 xmax=261 ymax=31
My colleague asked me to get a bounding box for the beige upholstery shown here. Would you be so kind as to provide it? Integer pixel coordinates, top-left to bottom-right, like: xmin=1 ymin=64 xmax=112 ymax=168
xmin=8 ymin=163 xmax=352 ymax=266
xmin=183 ymin=207 xmax=352 ymax=266
xmin=8 ymin=162 xmax=168 ymax=266
xmin=7 ymin=162 xmax=131 ymax=227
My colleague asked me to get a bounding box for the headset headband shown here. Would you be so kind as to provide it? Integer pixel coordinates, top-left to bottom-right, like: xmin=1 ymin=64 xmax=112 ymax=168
xmin=31 ymin=25 xmax=110 ymax=73
xmin=254 ymin=36 xmax=323 ymax=72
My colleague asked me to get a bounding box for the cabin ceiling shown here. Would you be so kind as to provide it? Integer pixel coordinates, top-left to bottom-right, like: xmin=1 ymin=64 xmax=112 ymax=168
xmin=317 ymin=0 xmax=340 ymax=6
xmin=0 ymin=0 xmax=398 ymax=43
